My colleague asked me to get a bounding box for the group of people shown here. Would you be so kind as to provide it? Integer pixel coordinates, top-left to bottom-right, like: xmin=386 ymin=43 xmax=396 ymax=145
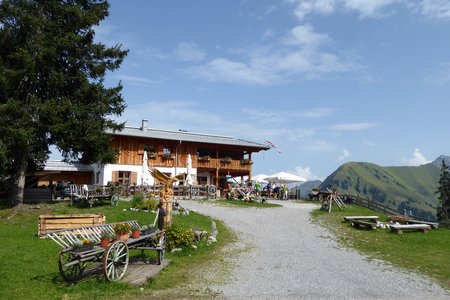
xmin=253 ymin=181 xmax=290 ymax=199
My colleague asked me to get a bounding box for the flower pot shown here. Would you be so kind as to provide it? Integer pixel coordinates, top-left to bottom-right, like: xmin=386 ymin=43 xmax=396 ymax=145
xmin=100 ymin=237 xmax=110 ymax=247
xmin=115 ymin=232 xmax=129 ymax=242
xmin=131 ymin=230 xmax=141 ymax=239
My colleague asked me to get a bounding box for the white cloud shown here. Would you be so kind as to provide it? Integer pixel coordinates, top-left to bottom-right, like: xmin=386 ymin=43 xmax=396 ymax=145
xmin=185 ymin=24 xmax=358 ymax=85
xmin=416 ymin=0 xmax=450 ymax=19
xmin=175 ymin=42 xmax=206 ymax=62
xmin=288 ymin=0 xmax=400 ymax=20
xmin=337 ymin=148 xmax=351 ymax=161
xmin=343 ymin=0 xmax=399 ymax=18
xmin=404 ymin=148 xmax=431 ymax=166
xmin=293 ymin=166 xmax=322 ymax=180
xmin=282 ymin=24 xmax=330 ymax=48
xmin=116 ymin=75 xmax=157 ymax=86
xmin=330 ymin=122 xmax=379 ymax=131
xmin=291 ymin=0 xmax=337 ymax=20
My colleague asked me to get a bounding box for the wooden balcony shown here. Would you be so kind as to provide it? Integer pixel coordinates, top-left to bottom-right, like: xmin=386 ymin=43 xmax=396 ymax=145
xmin=196 ymin=157 xmax=251 ymax=171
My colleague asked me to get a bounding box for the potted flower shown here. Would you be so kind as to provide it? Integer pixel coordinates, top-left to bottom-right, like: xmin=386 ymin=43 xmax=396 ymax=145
xmin=199 ymin=155 xmax=211 ymax=162
xmin=100 ymin=230 xmax=114 ymax=247
xmin=72 ymin=238 xmax=95 ymax=252
xmin=131 ymin=225 xmax=141 ymax=239
xmin=220 ymin=157 xmax=232 ymax=164
xmin=113 ymin=223 xmax=131 ymax=242
xmin=148 ymin=152 xmax=157 ymax=159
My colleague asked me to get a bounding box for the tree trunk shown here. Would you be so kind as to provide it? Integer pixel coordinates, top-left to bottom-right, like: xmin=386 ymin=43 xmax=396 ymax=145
xmin=8 ymin=153 xmax=28 ymax=207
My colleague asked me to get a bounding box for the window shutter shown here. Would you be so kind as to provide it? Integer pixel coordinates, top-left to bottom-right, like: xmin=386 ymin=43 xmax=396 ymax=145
xmin=131 ymin=172 xmax=137 ymax=184
xmin=112 ymin=171 xmax=119 ymax=183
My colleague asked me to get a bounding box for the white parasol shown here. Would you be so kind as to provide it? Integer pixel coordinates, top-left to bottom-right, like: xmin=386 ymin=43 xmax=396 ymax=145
xmin=142 ymin=151 xmax=153 ymax=185
xmin=252 ymin=174 xmax=269 ymax=184
xmin=264 ymin=171 xmax=306 ymax=184
xmin=186 ymin=154 xmax=193 ymax=185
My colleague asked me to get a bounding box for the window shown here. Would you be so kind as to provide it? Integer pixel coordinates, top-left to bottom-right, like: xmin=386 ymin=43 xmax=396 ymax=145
xmin=118 ymin=171 xmax=131 ymax=185
xmin=162 ymin=146 xmax=172 ymax=155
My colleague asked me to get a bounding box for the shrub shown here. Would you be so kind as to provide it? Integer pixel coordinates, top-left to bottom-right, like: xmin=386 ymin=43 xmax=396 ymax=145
xmin=165 ymin=223 xmax=194 ymax=251
xmin=113 ymin=223 xmax=131 ymax=235
xmin=139 ymin=198 xmax=158 ymax=211
xmin=130 ymin=193 xmax=145 ymax=208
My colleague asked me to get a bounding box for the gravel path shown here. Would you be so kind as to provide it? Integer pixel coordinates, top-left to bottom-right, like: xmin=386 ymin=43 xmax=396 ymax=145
xmin=180 ymin=200 xmax=449 ymax=300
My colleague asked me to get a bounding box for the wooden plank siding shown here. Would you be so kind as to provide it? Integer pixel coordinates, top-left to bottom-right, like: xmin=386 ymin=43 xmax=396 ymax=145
xmin=110 ymin=136 xmax=254 ymax=173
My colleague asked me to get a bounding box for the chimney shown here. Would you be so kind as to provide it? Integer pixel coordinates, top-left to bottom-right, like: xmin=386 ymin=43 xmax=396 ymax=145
xmin=141 ymin=119 xmax=148 ymax=131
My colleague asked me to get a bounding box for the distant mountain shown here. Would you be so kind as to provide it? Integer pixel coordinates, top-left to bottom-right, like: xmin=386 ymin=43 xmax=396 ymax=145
xmin=432 ymin=155 xmax=450 ymax=168
xmin=320 ymin=156 xmax=449 ymax=220
xmin=293 ymin=180 xmax=322 ymax=198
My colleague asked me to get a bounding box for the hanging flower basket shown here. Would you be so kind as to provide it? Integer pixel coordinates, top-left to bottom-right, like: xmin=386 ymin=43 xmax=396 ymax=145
xmin=161 ymin=153 xmax=175 ymax=160
xmin=199 ymin=155 xmax=211 ymax=162
xmin=240 ymin=159 xmax=253 ymax=165
xmin=220 ymin=157 xmax=232 ymax=164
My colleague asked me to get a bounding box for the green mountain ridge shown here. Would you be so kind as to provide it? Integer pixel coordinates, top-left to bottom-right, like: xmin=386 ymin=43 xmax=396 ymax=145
xmin=320 ymin=156 xmax=449 ymax=220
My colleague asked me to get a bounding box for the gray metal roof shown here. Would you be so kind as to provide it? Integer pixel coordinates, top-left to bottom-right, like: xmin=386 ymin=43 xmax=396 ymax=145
xmin=109 ymin=126 xmax=270 ymax=150
xmin=44 ymin=160 xmax=94 ymax=172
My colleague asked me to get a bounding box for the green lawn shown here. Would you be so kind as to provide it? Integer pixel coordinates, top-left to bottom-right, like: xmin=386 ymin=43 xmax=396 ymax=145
xmin=0 ymin=201 xmax=235 ymax=300
xmin=311 ymin=205 xmax=450 ymax=290
xmin=213 ymin=199 xmax=281 ymax=208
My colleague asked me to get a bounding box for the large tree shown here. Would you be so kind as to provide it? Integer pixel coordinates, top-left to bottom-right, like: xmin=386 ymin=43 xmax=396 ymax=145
xmin=435 ymin=159 xmax=450 ymax=221
xmin=0 ymin=0 xmax=127 ymax=206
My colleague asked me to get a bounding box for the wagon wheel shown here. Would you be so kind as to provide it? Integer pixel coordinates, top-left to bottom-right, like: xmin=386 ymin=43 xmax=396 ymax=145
xmin=111 ymin=193 xmax=120 ymax=207
xmin=103 ymin=240 xmax=129 ymax=282
xmin=207 ymin=185 xmax=217 ymax=196
xmin=157 ymin=233 xmax=166 ymax=265
xmin=58 ymin=250 xmax=85 ymax=282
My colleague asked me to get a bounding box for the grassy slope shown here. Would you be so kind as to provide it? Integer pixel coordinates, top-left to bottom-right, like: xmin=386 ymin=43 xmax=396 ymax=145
xmin=0 ymin=201 xmax=235 ymax=300
xmin=321 ymin=162 xmax=440 ymax=219
xmin=311 ymin=205 xmax=450 ymax=290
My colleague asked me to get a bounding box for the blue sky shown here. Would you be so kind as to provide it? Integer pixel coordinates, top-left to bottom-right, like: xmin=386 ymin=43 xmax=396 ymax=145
xmin=95 ymin=0 xmax=450 ymax=180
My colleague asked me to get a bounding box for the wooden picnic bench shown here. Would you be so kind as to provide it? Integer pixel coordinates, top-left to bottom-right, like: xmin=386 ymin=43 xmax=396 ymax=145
xmin=389 ymin=224 xmax=431 ymax=234
xmin=45 ymin=213 xmax=165 ymax=282
xmin=344 ymin=216 xmax=380 ymax=222
xmin=406 ymin=219 xmax=439 ymax=229
xmin=350 ymin=219 xmax=378 ymax=230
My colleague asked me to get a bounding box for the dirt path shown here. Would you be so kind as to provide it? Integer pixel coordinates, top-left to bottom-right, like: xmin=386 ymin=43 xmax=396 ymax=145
xmin=178 ymin=200 xmax=449 ymax=300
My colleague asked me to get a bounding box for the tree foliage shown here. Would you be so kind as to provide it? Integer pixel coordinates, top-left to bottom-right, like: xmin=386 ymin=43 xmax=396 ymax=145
xmin=0 ymin=0 xmax=128 ymax=205
xmin=435 ymin=159 xmax=450 ymax=221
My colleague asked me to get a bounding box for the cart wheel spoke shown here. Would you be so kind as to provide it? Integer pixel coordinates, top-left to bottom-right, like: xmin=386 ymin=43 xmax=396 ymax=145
xmin=58 ymin=251 xmax=85 ymax=282
xmin=103 ymin=240 xmax=129 ymax=282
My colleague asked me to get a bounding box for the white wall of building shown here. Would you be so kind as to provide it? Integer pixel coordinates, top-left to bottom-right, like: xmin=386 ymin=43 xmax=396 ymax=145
xmin=93 ymin=164 xmax=198 ymax=186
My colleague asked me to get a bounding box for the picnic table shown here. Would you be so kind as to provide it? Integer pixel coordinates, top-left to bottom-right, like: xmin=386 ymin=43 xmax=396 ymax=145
xmin=406 ymin=219 xmax=439 ymax=229
xmin=389 ymin=224 xmax=431 ymax=234
xmin=46 ymin=217 xmax=165 ymax=282
xmin=343 ymin=216 xmax=380 ymax=222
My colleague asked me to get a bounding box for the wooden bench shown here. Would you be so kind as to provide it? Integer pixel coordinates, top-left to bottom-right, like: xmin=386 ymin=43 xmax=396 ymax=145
xmin=406 ymin=219 xmax=439 ymax=229
xmin=389 ymin=224 xmax=431 ymax=234
xmin=38 ymin=214 xmax=105 ymax=236
xmin=344 ymin=216 xmax=379 ymax=222
xmin=350 ymin=219 xmax=378 ymax=230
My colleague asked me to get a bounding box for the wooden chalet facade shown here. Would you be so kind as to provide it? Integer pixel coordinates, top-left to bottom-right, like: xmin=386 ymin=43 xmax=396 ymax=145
xmin=93 ymin=119 xmax=269 ymax=190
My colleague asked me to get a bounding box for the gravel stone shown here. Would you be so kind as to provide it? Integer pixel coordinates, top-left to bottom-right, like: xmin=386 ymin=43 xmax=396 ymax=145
xmin=180 ymin=200 xmax=449 ymax=300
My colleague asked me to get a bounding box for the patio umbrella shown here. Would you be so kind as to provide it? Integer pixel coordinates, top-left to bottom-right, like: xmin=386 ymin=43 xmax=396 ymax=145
xmin=252 ymin=174 xmax=269 ymax=184
xmin=264 ymin=171 xmax=306 ymax=184
xmin=141 ymin=151 xmax=153 ymax=185
xmin=186 ymin=154 xmax=193 ymax=185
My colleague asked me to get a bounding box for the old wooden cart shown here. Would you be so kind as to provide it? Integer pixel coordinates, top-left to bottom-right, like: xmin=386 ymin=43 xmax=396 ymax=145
xmin=46 ymin=219 xmax=165 ymax=282
xmin=69 ymin=184 xmax=120 ymax=208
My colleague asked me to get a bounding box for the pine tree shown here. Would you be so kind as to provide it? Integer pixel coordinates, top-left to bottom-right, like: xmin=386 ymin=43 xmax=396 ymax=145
xmin=0 ymin=1 xmax=128 ymax=206
xmin=435 ymin=159 xmax=450 ymax=221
